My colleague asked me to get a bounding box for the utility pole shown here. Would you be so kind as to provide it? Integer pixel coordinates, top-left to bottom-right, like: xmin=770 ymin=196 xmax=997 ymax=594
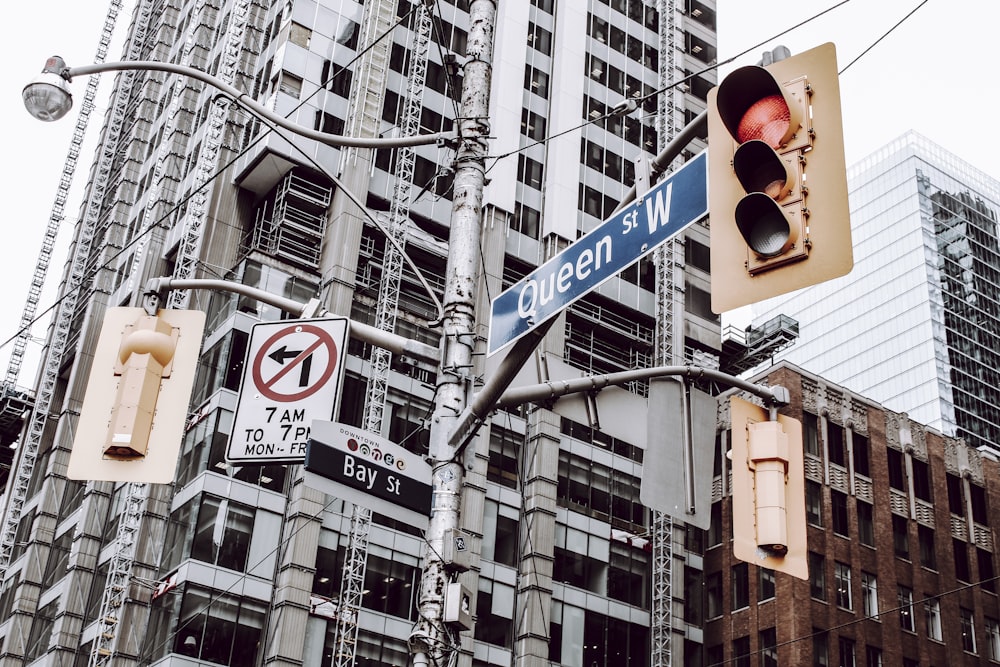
xmin=409 ymin=1 xmax=495 ymax=665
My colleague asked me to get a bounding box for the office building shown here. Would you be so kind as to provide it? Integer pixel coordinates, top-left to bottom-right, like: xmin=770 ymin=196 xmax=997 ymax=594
xmin=0 ymin=1 xmax=719 ymax=666
xmin=752 ymin=131 xmax=1000 ymax=455
xmin=703 ymin=360 xmax=1000 ymax=666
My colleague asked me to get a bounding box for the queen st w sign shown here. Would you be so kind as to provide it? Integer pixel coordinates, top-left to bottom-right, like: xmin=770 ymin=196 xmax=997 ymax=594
xmin=488 ymin=151 xmax=708 ymax=355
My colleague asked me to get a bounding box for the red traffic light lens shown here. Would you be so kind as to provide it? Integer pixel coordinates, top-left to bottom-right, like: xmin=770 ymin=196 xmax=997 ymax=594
xmin=737 ymin=95 xmax=791 ymax=148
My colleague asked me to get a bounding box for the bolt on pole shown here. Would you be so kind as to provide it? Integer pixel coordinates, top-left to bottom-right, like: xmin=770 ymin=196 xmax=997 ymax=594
xmin=410 ymin=1 xmax=495 ymax=665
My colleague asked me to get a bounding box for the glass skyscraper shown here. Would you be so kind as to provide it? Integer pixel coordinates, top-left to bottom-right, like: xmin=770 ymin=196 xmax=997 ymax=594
xmin=753 ymin=131 xmax=1000 ymax=454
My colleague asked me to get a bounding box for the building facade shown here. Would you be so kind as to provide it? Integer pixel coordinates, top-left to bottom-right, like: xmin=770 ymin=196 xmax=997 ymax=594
xmin=752 ymin=132 xmax=1000 ymax=455
xmin=703 ymin=361 xmax=1000 ymax=666
xmin=0 ymin=1 xmax=720 ymax=666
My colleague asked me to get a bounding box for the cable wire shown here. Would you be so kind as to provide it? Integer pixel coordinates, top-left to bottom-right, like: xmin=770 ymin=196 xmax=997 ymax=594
xmin=839 ymin=0 xmax=930 ymax=74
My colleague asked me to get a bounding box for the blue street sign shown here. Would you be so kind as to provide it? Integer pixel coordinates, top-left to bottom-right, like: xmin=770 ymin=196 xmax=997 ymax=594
xmin=488 ymin=151 xmax=708 ymax=355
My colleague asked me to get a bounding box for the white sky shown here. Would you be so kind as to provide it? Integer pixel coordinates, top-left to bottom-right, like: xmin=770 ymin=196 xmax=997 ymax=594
xmin=1 ymin=0 xmax=997 ymax=386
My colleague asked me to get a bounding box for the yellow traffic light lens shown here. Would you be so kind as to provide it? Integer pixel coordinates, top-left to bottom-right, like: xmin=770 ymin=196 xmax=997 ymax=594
xmin=732 ymin=140 xmax=793 ymax=199
xmin=737 ymin=95 xmax=791 ymax=148
xmin=735 ymin=193 xmax=794 ymax=257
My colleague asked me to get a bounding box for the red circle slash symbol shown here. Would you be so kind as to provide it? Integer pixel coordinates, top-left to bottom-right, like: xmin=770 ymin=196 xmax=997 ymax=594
xmin=251 ymin=324 xmax=338 ymax=402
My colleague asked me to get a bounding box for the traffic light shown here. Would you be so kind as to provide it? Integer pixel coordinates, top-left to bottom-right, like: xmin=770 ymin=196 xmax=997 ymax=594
xmin=729 ymin=396 xmax=807 ymax=579
xmin=69 ymin=307 xmax=205 ymax=483
xmin=709 ymin=42 xmax=852 ymax=313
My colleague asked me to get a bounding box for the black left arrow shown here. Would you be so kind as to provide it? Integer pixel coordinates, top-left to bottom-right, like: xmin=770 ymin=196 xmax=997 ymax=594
xmin=269 ymin=345 xmax=312 ymax=387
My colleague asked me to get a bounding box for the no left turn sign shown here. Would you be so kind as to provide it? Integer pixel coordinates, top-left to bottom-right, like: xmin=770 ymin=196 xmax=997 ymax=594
xmin=251 ymin=323 xmax=339 ymax=402
xmin=228 ymin=317 xmax=349 ymax=466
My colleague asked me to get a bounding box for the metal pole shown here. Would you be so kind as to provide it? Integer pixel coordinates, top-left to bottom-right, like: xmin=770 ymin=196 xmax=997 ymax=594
xmin=410 ymin=1 xmax=494 ymax=664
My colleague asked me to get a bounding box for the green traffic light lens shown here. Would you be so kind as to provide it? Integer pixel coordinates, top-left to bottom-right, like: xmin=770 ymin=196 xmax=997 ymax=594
xmin=735 ymin=193 xmax=792 ymax=257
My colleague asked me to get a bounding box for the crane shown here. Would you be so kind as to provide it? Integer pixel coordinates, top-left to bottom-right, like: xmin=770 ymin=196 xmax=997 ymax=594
xmin=333 ymin=3 xmax=433 ymax=665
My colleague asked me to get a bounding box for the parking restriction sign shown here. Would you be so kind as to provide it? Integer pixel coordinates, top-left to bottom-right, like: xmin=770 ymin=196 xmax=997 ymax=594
xmin=227 ymin=317 xmax=349 ymax=465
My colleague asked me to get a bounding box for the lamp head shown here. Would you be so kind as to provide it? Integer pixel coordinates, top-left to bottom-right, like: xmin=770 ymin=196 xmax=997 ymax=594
xmin=23 ymin=56 xmax=73 ymax=122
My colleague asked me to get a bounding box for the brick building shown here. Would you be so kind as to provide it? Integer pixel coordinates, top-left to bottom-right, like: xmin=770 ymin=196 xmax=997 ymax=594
xmin=701 ymin=361 xmax=1000 ymax=666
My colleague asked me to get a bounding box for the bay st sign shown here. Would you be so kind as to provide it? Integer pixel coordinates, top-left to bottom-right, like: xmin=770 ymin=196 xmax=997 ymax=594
xmin=488 ymin=151 xmax=708 ymax=355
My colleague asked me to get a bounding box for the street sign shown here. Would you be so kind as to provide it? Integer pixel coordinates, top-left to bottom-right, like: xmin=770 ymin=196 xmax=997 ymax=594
xmin=227 ymin=318 xmax=349 ymax=465
xmin=640 ymin=377 xmax=717 ymax=529
xmin=304 ymin=420 xmax=433 ymax=530
xmin=488 ymin=151 xmax=708 ymax=355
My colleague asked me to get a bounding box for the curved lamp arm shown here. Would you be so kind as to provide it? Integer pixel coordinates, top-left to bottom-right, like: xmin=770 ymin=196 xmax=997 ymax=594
xmin=24 ymin=56 xmax=457 ymax=150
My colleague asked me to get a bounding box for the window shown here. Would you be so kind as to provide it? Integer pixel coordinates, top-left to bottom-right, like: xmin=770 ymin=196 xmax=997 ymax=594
xmin=831 ymin=490 xmax=849 ymax=537
xmin=898 ymin=586 xmax=914 ymax=632
xmin=582 ymin=611 xmax=647 ymax=667
xmin=861 ymin=572 xmax=879 ymax=619
xmin=813 ymin=630 xmax=829 ymax=667
xmin=955 ymin=538 xmax=971 ymax=582
xmin=364 ymin=554 xmax=420 ymax=620
xmin=708 ymin=502 xmax=722 ymax=547
xmin=892 ymin=515 xmax=909 ymax=559
xmin=852 ymin=432 xmax=870 ymax=476
xmin=609 ymin=542 xmax=648 ymax=607
xmin=804 ymin=413 xmax=820 ymax=456
xmin=706 ymin=571 xmax=723 ymax=618
xmin=524 ymin=66 xmax=549 ymax=98
xmin=760 ymin=627 xmax=777 ymax=667
xmin=277 ymin=71 xmax=302 ymax=98
xmin=685 ymin=567 xmax=704 ymax=626
xmin=980 ymin=548 xmax=996 ymax=593
xmin=554 ymin=546 xmax=603 ymax=594
xmin=162 ymin=585 xmax=266 ymax=664
xmin=481 ymin=501 xmax=518 ymax=567
xmin=911 ymin=459 xmax=932 ymax=501
xmin=834 ymin=562 xmax=852 ymax=610
xmin=887 ymin=449 xmax=906 ymax=491
xmin=971 ymin=483 xmax=989 ymax=523
xmin=475 ymin=580 xmax=514 ymax=648
xmin=925 ymin=598 xmax=942 ymax=640
xmin=512 ymin=202 xmax=540 ymax=239
xmin=191 ymin=496 xmax=257 ymax=572
xmin=857 ymin=501 xmax=874 ymax=547
xmin=865 ymin=646 xmax=882 ymax=667
xmin=962 ymin=607 xmax=978 ymax=653
xmin=810 ymin=552 xmax=826 ymax=601
xmin=827 ymin=421 xmax=846 ymax=467
xmin=838 ymin=637 xmax=855 ymax=667
xmin=520 ymin=108 xmax=547 ymax=141
xmin=24 ymin=600 xmax=57 ymax=663
xmin=759 ymin=568 xmax=775 ymax=602
xmin=557 ymin=451 xmax=644 ymax=528
xmin=948 ymin=473 xmax=964 ymax=514
xmin=733 ymin=635 xmax=751 ymax=667
xmin=985 ymin=617 xmax=1000 ymax=661
xmin=807 ymin=480 xmax=823 ymax=527
xmin=918 ymin=525 xmax=936 ymax=569
xmin=732 ymin=562 xmax=750 ymax=610
xmin=488 ymin=426 xmax=520 ymax=489
xmin=517 ymin=154 xmax=543 ymax=189
xmin=527 ymin=22 xmax=552 ymax=55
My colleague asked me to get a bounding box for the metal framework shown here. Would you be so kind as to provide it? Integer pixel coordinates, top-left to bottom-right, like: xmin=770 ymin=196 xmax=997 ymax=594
xmin=335 ymin=4 xmax=433 ymax=666
xmin=651 ymin=1 xmax=681 ymax=665
xmin=0 ymin=0 xmax=139 ymax=575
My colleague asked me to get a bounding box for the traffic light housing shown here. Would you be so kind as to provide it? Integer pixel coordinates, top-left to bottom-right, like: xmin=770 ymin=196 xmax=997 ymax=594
xmin=730 ymin=396 xmax=807 ymax=579
xmin=69 ymin=307 xmax=205 ymax=483
xmin=709 ymin=42 xmax=852 ymax=313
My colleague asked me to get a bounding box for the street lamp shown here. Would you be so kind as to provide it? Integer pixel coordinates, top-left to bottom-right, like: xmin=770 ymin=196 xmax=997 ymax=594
xmin=21 ymin=56 xmax=73 ymax=121
xmin=23 ymin=56 xmax=457 ymax=149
